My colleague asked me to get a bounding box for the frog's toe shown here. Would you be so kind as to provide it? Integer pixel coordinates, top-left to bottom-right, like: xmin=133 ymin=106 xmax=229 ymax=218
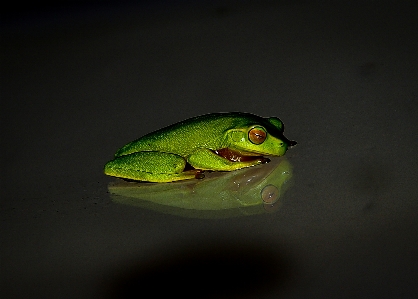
xmin=194 ymin=170 xmax=205 ymax=179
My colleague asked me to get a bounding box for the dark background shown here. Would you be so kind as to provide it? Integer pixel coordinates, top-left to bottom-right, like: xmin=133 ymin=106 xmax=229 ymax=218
xmin=2 ymin=1 xmax=418 ymax=298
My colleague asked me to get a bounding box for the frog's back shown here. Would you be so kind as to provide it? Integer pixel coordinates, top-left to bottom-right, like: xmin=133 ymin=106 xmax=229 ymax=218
xmin=115 ymin=112 xmax=262 ymax=157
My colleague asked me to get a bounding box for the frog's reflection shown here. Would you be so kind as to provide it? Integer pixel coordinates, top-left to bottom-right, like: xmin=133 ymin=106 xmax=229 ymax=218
xmin=108 ymin=157 xmax=293 ymax=218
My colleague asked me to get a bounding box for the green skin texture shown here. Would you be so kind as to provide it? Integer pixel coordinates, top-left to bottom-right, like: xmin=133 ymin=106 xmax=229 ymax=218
xmin=104 ymin=112 xmax=295 ymax=182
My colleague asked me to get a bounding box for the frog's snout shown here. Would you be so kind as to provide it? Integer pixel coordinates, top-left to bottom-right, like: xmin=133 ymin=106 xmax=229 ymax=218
xmin=278 ymin=138 xmax=296 ymax=154
xmin=281 ymin=135 xmax=297 ymax=148
xmin=288 ymin=140 xmax=297 ymax=147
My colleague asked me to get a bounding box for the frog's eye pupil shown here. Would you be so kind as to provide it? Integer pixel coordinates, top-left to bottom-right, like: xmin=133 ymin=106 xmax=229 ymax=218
xmin=249 ymin=127 xmax=266 ymax=145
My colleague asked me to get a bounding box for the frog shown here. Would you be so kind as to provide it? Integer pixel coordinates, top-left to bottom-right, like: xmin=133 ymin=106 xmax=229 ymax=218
xmin=104 ymin=112 xmax=296 ymax=182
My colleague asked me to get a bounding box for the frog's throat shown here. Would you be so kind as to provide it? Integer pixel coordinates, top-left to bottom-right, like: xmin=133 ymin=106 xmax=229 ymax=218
xmin=212 ymin=148 xmax=264 ymax=162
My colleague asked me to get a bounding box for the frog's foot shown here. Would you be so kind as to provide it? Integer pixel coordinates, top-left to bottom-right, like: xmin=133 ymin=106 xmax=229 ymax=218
xmin=183 ymin=162 xmax=205 ymax=179
xmin=194 ymin=170 xmax=205 ymax=179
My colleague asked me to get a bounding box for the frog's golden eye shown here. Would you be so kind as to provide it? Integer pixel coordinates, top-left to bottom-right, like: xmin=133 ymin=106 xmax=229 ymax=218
xmin=248 ymin=127 xmax=266 ymax=145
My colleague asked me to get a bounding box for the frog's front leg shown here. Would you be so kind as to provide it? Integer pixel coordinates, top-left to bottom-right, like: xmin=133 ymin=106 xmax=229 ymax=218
xmin=104 ymin=151 xmax=199 ymax=182
xmin=187 ymin=148 xmax=267 ymax=171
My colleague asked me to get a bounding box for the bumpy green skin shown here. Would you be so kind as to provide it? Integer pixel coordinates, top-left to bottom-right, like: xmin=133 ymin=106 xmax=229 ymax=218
xmin=104 ymin=112 xmax=295 ymax=182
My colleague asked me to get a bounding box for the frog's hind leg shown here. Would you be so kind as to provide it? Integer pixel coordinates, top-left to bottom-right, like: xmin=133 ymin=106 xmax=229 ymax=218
xmin=104 ymin=151 xmax=199 ymax=182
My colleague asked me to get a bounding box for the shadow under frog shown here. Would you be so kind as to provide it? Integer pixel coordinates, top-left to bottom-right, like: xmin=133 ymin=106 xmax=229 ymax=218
xmin=108 ymin=157 xmax=293 ymax=219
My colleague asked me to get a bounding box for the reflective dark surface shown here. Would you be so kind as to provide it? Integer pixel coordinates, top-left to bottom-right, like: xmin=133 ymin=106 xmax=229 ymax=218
xmin=108 ymin=157 xmax=293 ymax=218
xmin=2 ymin=1 xmax=418 ymax=298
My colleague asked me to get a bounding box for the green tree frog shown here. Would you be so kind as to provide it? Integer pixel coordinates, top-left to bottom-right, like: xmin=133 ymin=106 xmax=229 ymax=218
xmin=104 ymin=112 xmax=296 ymax=182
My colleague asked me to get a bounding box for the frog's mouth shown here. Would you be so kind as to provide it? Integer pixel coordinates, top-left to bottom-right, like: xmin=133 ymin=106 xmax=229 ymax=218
xmin=213 ymin=148 xmax=270 ymax=163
